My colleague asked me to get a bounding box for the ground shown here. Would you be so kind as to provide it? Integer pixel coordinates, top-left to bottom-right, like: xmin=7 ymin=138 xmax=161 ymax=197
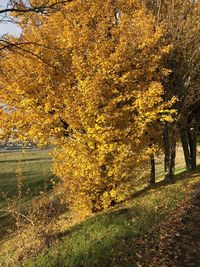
xmin=170 ymin=189 xmax=200 ymax=266
xmin=0 ymin=147 xmax=200 ymax=266
xmin=0 ymin=148 xmax=55 ymax=243
xmin=147 ymin=181 xmax=200 ymax=267
xmin=0 ymin=148 xmax=53 ymax=210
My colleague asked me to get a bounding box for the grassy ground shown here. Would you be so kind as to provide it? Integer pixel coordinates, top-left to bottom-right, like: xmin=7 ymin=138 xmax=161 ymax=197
xmin=18 ymin=171 xmax=200 ymax=267
xmin=0 ymin=149 xmax=54 ymax=211
xmin=155 ymin=144 xmax=200 ymax=181
xmin=0 ymin=144 xmax=195 ymax=209
xmin=0 ymin=146 xmax=200 ymax=266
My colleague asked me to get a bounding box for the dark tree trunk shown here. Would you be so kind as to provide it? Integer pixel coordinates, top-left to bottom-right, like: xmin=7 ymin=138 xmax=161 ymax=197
xmin=169 ymin=126 xmax=176 ymax=178
xmin=163 ymin=123 xmax=177 ymax=182
xmin=150 ymin=154 xmax=156 ymax=185
xmin=180 ymin=128 xmax=192 ymax=171
xmin=163 ymin=124 xmax=171 ymax=181
xmin=187 ymin=127 xmax=197 ymax=170
xmin=180 ymin=108 xmax=198 ymax=172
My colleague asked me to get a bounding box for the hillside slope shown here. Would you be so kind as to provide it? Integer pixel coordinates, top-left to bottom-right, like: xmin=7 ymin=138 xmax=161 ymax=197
xmin=1 ymin=170 xmax=198 ymax=267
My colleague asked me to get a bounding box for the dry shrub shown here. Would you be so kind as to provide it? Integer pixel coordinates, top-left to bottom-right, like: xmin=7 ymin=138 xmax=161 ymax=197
xmin=0 ymin=168 xmax=67 ymax=264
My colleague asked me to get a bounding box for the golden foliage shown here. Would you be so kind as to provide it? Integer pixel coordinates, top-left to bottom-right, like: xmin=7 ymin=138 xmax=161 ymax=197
xmin=0 ymin=0 xmax=175 ymax=212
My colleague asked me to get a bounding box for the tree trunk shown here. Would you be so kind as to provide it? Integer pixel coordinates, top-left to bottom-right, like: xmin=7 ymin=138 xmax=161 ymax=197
xmin=163 ymin=124 xmax=171 ymax=181
xmin=150 ymin=154 xmax=156 ymax=185
xmin=180 ymin=128 xmax=192 ymax=171
xmin=169 ymin=125 xmax=176 ymax=178
xmin=163 ymin=123 xmax=176 ymax=182
xmin=187 ymin=127 xmax=197 ymax=170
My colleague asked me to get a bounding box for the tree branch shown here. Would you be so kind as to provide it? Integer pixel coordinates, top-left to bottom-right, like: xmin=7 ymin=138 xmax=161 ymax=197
xmin=0 ymin=1 xmax=70 ymax=15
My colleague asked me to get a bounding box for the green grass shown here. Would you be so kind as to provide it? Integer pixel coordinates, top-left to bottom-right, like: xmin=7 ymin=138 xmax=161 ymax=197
xmin=0 ymin=149 xmax=54 ymax=210
xmin=0 ymin=145 xmax=190 ymax=209
xmin=156 ymin=166 xmax=186 ymax=182
xmin=21 ymin=172 xmax=199 ymax=267
xmin=0 ymin=147 xmax=199 ymax=266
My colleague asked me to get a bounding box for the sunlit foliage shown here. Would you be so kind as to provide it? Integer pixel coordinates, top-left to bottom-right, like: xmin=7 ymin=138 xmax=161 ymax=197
xmin=0 ymin=0 xmax=174 ymax=212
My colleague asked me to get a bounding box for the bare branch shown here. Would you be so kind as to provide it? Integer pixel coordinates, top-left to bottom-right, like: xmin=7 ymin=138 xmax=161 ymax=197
xmin=0 ymin=1 xmax=70 ymax=15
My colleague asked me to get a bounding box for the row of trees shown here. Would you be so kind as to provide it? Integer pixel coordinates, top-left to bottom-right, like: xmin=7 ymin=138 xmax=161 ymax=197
xmin=0 ymin=0 xmax=199 ymax=213
xmin=148 ymin=0 xmax=200 ymax=183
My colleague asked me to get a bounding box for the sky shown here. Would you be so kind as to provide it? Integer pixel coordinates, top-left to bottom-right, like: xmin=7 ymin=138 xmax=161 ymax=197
xmin=0 ymin=0 xmax=21 ymax=36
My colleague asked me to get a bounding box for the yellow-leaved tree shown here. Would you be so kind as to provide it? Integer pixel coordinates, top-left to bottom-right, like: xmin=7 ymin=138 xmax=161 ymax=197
xmin=0 ymin=0 xmax=174 ymax=213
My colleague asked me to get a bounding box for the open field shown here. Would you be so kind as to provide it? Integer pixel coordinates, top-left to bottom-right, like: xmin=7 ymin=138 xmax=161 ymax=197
xmin=0 ymin=149 xmax=54 ymax=210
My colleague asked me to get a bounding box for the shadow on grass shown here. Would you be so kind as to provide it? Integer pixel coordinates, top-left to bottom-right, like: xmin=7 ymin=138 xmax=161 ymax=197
xmin=55 ymin=169 xmax=193 ymax=240
xmin=26 ymin=169 xmax=200 ymax=267
xmin=127 ymin=167 xmax=200 ymax=201
xmin=27 ymin=204 xmax=152 ymax=267
xmin=2 ymin=168 xmax=200 ymax=267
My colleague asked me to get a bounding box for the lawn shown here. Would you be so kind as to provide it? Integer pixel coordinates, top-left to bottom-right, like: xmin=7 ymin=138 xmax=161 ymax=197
xmin=0 ymin=146 xmax=200 ymax=266
xmin=0 ymin=144 xmax=193 ymax=208
xmin=0 ymin=148 xmax=54 ymax=211
xmin=18 ymin=171 xmax=200 ymax=267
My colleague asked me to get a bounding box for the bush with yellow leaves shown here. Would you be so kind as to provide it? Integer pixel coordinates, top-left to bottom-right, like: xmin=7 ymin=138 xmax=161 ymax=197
xmin=0 ymin=0 xmax=175 ymax=213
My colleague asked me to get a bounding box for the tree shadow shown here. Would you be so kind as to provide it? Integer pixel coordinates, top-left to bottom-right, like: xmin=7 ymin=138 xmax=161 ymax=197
xmin=37 ymin=168 xmax=200 ymax=267
xmin=126 ymin=167 xmax=200 ymax=202
xmin=52 ymin=168 xmax=200 ymax=242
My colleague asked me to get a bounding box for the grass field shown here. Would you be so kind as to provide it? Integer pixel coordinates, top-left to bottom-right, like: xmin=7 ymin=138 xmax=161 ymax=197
xmin=0 ymin=146 xmax=200 ymax=266
xmin=155 ymin=144 xmax=200 ymax=181
xmin=1 ymin=144 xmax=199 ymax=207
xmin=14 ymin=171 xmax=200 ymax=267
xmin=0 ymin=149 xmax=54 ymax=210
xmin=0 ymin=144 xmax=198 ymax=210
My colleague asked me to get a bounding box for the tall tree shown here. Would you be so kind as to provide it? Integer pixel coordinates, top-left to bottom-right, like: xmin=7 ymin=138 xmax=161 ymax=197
xmin=0 ymin=0 xmax=68 ymax=50
xmin=145 ymin=0 xmax=200 ymax=178
xmin=0 ymin=0 xmax=174 ymax=212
